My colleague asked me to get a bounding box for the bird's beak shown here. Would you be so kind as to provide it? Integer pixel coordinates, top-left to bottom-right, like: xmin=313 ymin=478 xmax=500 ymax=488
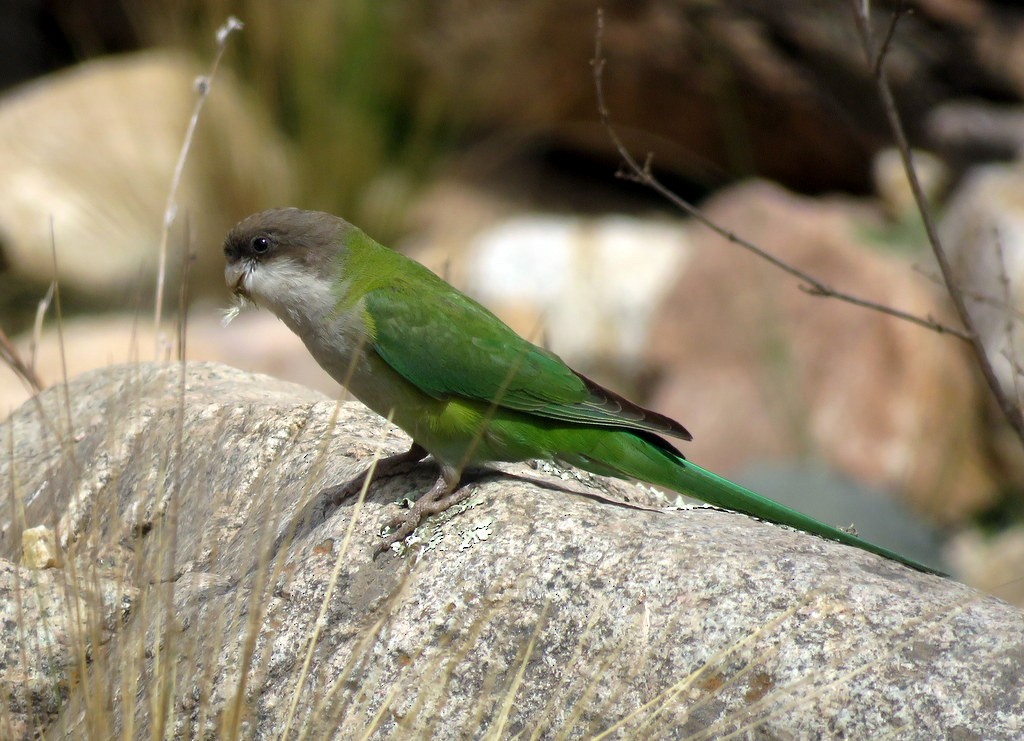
xmin=224 ymin=261 xmax=250 ymax=298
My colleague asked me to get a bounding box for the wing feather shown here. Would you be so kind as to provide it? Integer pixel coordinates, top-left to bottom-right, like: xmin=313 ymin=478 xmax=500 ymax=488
xmin=365 ymin=278 xmax=692 ymax=442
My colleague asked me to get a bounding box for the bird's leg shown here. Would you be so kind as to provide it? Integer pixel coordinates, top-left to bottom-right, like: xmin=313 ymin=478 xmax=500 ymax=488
xmin=375 ymin=463 xmax=471 ymax=555
xmin=261 ymin=442 xmax=430 ymax=568
xmin=318 ymin=442 xmax=430 ymax=505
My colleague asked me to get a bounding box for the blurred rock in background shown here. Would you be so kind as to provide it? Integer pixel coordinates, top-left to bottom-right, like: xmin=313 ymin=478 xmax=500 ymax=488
xmin=928 ymin=100 xmax=1024 ymax=169
xmin=939 ymin=163 xmax=1024 ymax=503
xmin=949 ymin=525 xmax=1024 ymax=606
xmin=404 ymin=0 xmax=1024 ymax=192
xmin=644 ymin=180 xmax=996 ymax=523
xmin=0 ymin=310 xmax=338 ymax=418
xmin=872 ymin=147 xmax=948 ymax=221
xmin=942 ymin=163 xmax=1024 ymax=399
xmin=0 ymin=49 xmax=295 ymax=316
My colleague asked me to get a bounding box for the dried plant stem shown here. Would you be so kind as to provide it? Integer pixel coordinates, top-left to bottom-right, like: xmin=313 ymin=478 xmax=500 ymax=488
xmin=152 ymin=16 xmax=243 ymax=355
xmin=591 ymin=10 xmax=968 ymax=343
xmin=0 ymin=282 xmax=52 ymax=396
xmin=49 ymin=220 xmax=76 ymax=474
xmin=0 ymin=328 xmax=42 ymax=393
xmin=848 ymin=0 xmax=1024 ymax=443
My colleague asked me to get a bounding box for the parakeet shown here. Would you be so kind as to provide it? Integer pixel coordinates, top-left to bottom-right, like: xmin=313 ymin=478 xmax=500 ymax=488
xmin=223 ymin=208 xmax=940 ymax=573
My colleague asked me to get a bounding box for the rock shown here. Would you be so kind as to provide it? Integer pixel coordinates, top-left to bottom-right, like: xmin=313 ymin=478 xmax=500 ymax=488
xmin=941 ymin=162 xmax=1024 ymax=397
xmin=0 ymin=556 xmax=132 ymax=737
xmin=0 ymin=49 xmax=295 ymax=303
xmin=0 ymin=310 xmax=340 ymax=419
xmin=948 ymin=526 xmax=1024 ymax=608
xmin=407 ymin=210 xmax=690 ymax=391
xmin=20 ymin=525 xmax=56 ymax=569
xmin=645 ymin=180 xmax=995 ymax=522
xmin=928 ymin=99 xmax=1024 ymax=165
xmin=939 ymin=162 xmax=1024 ymax=488
xmin=871 ymin=147 xmax=948 ymax=220
xmin=1 ymin=361 xmax=1022 ymax=738
xmin=406 ymin=0 xmax=1024 ymax=193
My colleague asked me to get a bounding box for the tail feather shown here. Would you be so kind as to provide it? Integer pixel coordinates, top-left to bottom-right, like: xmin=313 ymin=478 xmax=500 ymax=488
xmin=563 ymin=430 xmax=944 ymax=576
xmin=670 ymin=460 xmax=943 ymax=575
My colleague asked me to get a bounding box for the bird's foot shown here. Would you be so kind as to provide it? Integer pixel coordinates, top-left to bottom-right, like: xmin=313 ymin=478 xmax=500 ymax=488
xmin=260 ymin=443 xmax=429 ymax=571
xmin=374 ymin=470 xmax=470 ymax=557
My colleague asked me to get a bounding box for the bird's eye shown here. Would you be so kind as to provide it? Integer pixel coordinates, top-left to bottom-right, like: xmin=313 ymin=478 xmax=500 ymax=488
xmin=251 ymin=236 xmax=271 ymax=254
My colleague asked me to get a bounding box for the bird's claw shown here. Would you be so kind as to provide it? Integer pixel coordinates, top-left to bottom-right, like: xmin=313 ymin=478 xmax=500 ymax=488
xmin=372 ymin=497 xmax=434 ymax=558
xmin=372 ymin=482 xmax=474 ymax=558
xmin=373 ymin=516 xmax=421 ymax=558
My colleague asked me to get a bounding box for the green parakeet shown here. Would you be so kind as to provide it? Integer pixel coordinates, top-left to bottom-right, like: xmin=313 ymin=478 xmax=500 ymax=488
xmin=223 ymin=208 xmax=940 ymax=574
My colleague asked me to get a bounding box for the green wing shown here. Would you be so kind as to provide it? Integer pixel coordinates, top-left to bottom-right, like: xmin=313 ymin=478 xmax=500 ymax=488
xmin=363 ymin=276 xmax=691 ymax=441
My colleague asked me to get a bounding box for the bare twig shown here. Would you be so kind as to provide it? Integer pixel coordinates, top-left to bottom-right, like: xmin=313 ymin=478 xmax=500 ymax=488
xmin=912 ymin=264 xmax=1024 ymax=322
xmin=49 ymin=219 xmax=77 ymax=476
xmin=872 ymin=2 xmax=910 ymax=78
xmin=848 ymin=1 xmax=1024 ymax=442
xmin=176 ymin=213 xmax=193 ymax=363
xmin=590 ymin=10 xmax=970 ymax=342
xmin=153 ymin=15 xmax=243 ymax=354
xmin=148 ymin=17 xmax=243 ymax=727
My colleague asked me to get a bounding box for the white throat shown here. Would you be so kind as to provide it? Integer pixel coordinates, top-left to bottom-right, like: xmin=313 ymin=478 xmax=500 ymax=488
xmin=244 ymin=258 xmax=341 ymax=336
xmin=239 ymin=257 xmax=370 ymax=384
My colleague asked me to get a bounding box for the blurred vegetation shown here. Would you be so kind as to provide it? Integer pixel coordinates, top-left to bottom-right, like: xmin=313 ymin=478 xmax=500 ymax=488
xmin=136 ymin=0 xmax=464 ymax=242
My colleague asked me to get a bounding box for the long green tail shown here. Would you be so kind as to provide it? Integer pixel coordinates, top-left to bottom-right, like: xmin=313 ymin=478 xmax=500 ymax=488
xmin=668 ymin=459 xmax=942 ymax=575
xmin=560 ymin=430 xmax=944 ymax=576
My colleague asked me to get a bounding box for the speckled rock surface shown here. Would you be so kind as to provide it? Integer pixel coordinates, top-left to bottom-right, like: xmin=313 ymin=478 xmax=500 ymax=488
xmin=1 ymin=362 xmax=1021 ymax=739
xmin=0 ymin=557 xmax=132 ymax=738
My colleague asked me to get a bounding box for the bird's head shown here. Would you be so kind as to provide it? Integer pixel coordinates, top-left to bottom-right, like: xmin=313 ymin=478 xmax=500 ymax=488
xmin=223 ymin=208 xmax=353 ymax=320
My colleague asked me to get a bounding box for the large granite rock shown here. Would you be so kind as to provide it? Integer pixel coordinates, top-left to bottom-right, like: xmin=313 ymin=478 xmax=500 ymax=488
xmin=0 ymin=362 xmax=1020 ymax=738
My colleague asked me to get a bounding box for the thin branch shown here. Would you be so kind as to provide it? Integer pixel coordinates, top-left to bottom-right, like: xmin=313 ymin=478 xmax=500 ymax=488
xmin=153 ymin=15 xmax=243 ymax=354
xmin=848 ymin=0 xmax=1024 ymax=441
xmin=590 ymin=9 xmax=970 ymax=342
xmin=176 ymin=212 xmax=193 ymax=363
xmin=912 ymin=264 xmax=1024 ymax=322
xmin=873 ymin=2 xmax=910 ymax=78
